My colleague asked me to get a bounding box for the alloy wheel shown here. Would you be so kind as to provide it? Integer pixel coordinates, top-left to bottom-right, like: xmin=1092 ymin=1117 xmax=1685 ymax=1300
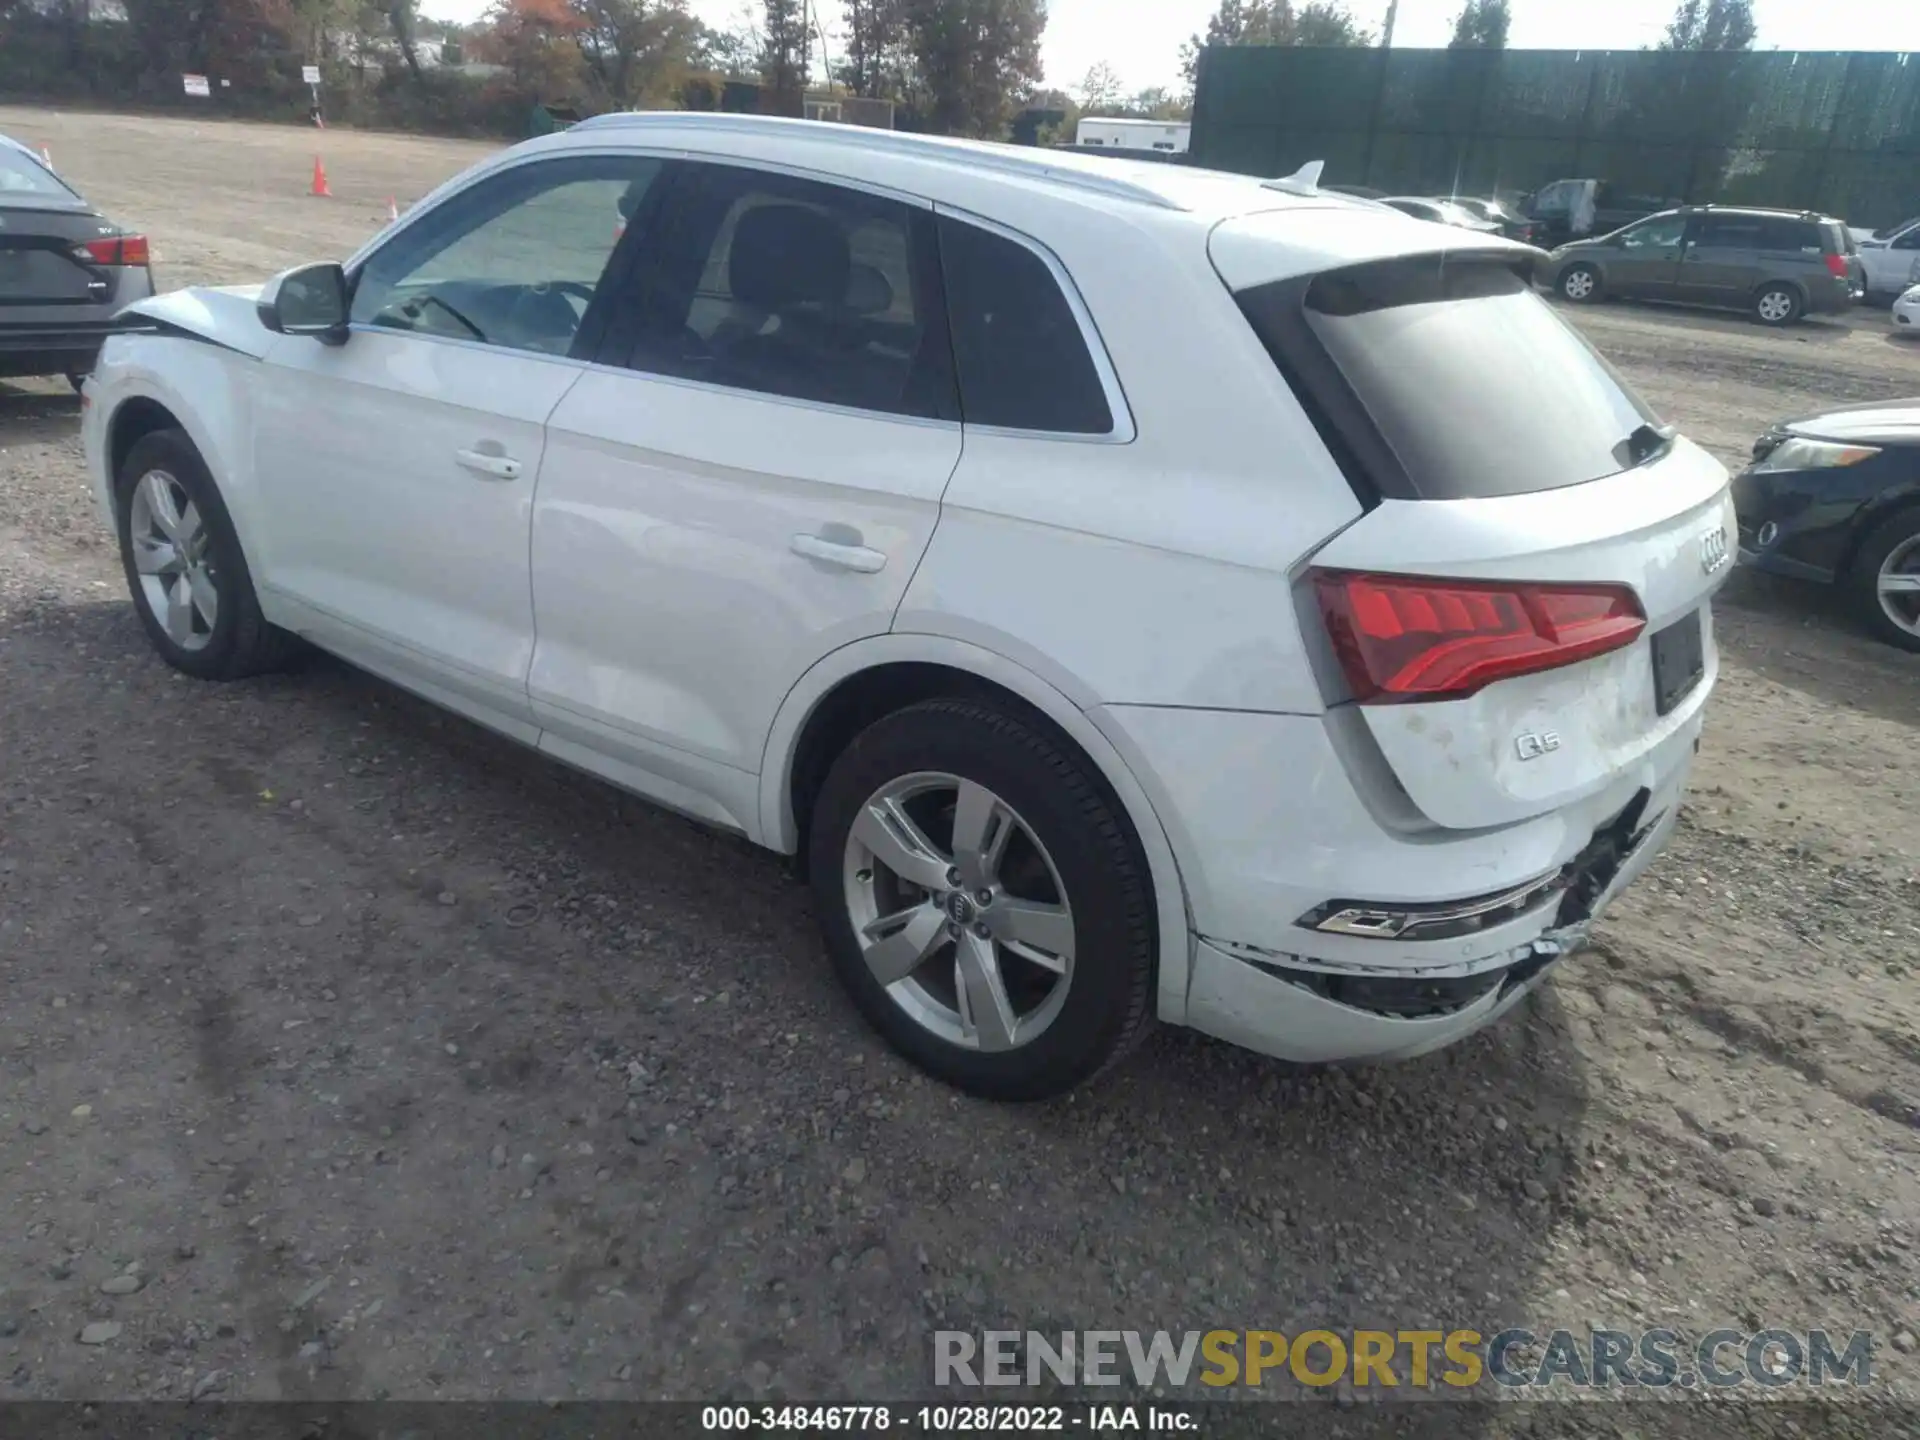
xmin=842 ymin=772 xmax=1076 ymax=1053
xmin=1877 ymin=534 xmax=1920 ymax=640
xmin=1562 ymin=269 xmax=1595 ymax=300
xmin=1757 ymin=289 xmax=1795 ymax=323
xmin=128 ymin=469 xmax=219 ymax=652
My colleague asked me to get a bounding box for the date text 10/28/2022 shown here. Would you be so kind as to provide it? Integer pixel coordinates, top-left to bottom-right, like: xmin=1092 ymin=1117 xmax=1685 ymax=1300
xmin=701 ymin=1408 xmax=1192 ymax=1433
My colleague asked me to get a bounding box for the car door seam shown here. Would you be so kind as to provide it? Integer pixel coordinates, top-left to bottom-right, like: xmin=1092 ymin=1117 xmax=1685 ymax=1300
xmin=525 ymin=363 xmax=595 ymax=716
xmin=889 ymin=424 xmax=966 ymax=635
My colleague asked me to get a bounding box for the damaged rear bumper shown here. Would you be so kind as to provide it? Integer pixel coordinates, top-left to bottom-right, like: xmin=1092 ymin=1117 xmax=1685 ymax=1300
xmin=1184 ymin=793 xmax=1680 ymax=1065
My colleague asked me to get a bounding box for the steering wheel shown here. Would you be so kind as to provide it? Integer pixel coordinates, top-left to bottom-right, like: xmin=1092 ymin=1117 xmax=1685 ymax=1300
xmin=392 ymin=292 xmax=486 ymax=343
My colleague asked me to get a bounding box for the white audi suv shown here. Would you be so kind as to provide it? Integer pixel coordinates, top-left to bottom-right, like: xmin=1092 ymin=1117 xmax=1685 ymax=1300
xmin=82 ymin=115 xmax=1734 ymax=1099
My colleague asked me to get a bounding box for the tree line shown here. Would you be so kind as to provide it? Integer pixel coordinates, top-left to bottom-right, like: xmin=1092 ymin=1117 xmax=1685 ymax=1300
xmin=0 ymin=0 xmax=1767 ymax=143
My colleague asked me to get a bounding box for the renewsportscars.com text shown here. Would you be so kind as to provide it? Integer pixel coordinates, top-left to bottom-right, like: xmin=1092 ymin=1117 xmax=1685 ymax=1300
xmin=933 ymin=1327 xmax=1875 ymax=1391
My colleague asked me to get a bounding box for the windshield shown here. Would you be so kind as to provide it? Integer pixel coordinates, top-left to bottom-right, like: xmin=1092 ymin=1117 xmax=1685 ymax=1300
xmin=1880 ymin=215 xmax=1920 ymax=240
xmin=0 ymin=146 xmax=81 ymax=203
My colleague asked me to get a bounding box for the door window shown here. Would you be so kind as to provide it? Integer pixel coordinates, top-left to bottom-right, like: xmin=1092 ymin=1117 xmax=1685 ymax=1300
xmin=1619 ymin=216 xmax=1687 ymax=249
xmin=349 ymin=155 xmax=662 ymax=357
xmin=936 ymin=216 xmax=1116 ymax=436
xmin=607 ymin=162 xmax=956 ymax=421
xmin=1894 ymin=226 xmax=1920 ymax=252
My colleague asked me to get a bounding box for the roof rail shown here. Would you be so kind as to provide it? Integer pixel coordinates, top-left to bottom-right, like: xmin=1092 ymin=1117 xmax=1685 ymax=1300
xmin=570 ymin=111 xmax=1188 ymax=211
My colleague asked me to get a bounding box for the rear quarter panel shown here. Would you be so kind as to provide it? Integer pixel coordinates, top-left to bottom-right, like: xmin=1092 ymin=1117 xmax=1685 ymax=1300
xmin=897 ymin=210 xmax=1360 ymax=713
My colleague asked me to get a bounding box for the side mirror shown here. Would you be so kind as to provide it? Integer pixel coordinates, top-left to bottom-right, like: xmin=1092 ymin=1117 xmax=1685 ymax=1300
xmin=257 ymin=262 xmax=349 ymax=344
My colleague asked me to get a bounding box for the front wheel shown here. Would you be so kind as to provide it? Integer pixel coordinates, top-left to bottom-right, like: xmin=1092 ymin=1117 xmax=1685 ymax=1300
xmin=808 ymin=698 xmax=1156 ymax=1101
xmin=115 ymin=429 xmax=299 ymax=680
xmin=1753 ymin=284 xmax=1803 ymax=326
xmin=1848 ymin=511 xmax=1920 ymax=654
xmin=1559 ymin=264 xmax=1601 ymax=303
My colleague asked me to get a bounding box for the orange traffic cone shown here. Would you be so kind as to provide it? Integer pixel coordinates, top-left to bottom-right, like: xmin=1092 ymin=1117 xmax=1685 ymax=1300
xmin=310 ymin=155 xmax=332 ymax=198
xmin=388 ymin=196 xmax=400 ymax=222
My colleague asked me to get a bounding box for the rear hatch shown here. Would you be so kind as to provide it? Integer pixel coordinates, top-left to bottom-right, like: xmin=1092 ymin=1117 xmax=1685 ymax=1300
xmin=0 ymin=147 xmax=125 ymax=317
xmin=1212 ymin=209 xmax=1733 ymax=832
xmin=1820 ymin=218 xmax=1865 ymax=292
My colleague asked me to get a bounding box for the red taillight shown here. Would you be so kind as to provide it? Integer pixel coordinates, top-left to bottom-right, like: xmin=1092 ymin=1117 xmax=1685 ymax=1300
xmin=1312 ymin=570 xmax=1647 ymax=704
xmin=1823 ymin=253 xmax=1849 ymax=279
xmin=72 ymin=234 xmax=149 ymax=267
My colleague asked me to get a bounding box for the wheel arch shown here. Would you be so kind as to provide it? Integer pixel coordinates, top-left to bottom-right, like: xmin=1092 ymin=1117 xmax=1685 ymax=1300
xmin=1753 ymin=275 xmax=1807 ymax=309
xmin=758 ymin=634 xmax=1195 ymax=1024
xmin=1837 ymin=488 xmax=1920 ymax=582
xmin=94 ymin=341 xmax=261 ymax=564
xmin=107 ymin=395 xmax=185 ymax=486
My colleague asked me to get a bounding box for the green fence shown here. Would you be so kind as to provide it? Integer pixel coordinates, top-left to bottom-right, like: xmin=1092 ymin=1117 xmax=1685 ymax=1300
xmin=1191 ymin=46 xmax=1920 ymax=229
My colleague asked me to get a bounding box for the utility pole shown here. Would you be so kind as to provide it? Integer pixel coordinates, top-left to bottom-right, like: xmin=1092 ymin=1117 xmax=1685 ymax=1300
xmin=1381 ymin=0 xmax=1400 ymax=47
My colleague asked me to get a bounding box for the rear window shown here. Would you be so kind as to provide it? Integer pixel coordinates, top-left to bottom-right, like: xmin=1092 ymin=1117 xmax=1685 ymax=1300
xmin=1822 ymin=221 xmax=1855 ymax=255
xmin=1237 ymin=255 xmax=1661 ymax=502
xmin=0 ymin=147 xmax=79 ymax=203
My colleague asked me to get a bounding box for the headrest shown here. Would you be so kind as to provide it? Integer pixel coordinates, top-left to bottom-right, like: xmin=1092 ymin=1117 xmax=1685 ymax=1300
xmin=729 ymin=203 xmax=851 ymax=311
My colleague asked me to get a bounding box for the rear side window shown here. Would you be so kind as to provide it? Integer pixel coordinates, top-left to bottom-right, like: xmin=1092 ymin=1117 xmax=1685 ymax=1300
xmin=936 ymin=217 xmax=1114 ymax=436
xmin=0 ymin=147 xmax=79 ymax=202
xmin=612 ymin=162 xmax=956 ymax=422
xmin=1237 ymin=256 xmax=1660 ymax=502
xmin=1757 ymin=218 xmax=1818 ymax=251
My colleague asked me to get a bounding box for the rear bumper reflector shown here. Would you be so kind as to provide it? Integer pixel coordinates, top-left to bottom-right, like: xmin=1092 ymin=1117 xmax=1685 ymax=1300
xmin=1299 ymin=790 xmax=1665 ymax=945
xmin=1300 ymin=869 xmax=1567 ymax=942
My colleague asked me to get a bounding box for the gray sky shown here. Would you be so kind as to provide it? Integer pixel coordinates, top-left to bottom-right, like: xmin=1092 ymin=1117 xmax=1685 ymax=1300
xmin=420 ymin=0 xmax=1920 ymax=96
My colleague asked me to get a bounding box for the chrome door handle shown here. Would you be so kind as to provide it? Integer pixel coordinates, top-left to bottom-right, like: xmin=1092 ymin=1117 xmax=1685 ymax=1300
xmin=790 ymin=533 xmax=886 ymax=573
xmin=456 ymin=448 xmax=523 ymax=481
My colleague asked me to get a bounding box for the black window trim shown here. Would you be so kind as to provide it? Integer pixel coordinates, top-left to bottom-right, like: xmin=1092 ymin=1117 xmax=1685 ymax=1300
xmin=931 ymin=201 xmax=1136 ymax=445
xmin=578 ymin=154 xmax=962 ymax=429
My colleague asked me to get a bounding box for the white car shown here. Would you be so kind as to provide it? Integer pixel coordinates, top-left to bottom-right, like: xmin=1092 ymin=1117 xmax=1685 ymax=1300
xmin=82 ymin=116 xmax=1734 ymax=1100
xmin=1858 ymin=214 xmax=1920 ymax=303
xmin=1894 ymin=283 xmax=1920 ymax=333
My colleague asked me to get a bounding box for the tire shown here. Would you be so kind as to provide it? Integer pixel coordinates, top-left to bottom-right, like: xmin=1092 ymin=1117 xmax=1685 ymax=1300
xmin=115 ymin=428 xmax=299 ymax=680
xmin=808 ymin=697 xmax=1156 ymax=1101
xmin=1753 ymin=283 xmax=1803 ymax=327
xmin=1558 ymin=264 xmax=1601 ymax=303
xmin=1847 ymin=510 xmax=1920 ymax=654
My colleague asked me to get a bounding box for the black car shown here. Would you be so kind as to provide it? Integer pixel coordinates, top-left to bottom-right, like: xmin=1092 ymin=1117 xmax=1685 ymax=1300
xmin=0 ymin=133 xmax=155 ymax=389
xmin=1733 ymin=400 xmax=1920 ymax=652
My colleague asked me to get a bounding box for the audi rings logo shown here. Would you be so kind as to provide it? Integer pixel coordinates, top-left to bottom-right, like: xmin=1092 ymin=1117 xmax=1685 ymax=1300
xmin=1700 ymin=526 xmax=1730 ymax=575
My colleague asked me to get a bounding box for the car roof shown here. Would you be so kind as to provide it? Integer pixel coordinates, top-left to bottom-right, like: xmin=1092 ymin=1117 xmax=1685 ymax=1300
xmin=559 ymin=113 xmax=1374 ymax=227
xmin=1673 ymin=204 xmax=1838 ymax=222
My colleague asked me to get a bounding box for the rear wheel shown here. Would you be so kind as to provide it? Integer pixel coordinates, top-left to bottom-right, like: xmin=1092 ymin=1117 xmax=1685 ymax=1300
xmin=1753 ymin=284 xmax=1802 ymax=326
xmin=1848 ymin=511 xmax=1920 ymax=654
xmin=1558 ymin=264 xmax=1601 ymax=303
xmin=115 ymin=429 xmax=299 ymax=680
xmin=808 ymin=698 xmax=1155 ymax=1101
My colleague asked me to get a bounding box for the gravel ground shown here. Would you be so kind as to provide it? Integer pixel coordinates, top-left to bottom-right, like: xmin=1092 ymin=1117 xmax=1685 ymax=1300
xmin=1 ymin=107 xmax=1918 ymax=1424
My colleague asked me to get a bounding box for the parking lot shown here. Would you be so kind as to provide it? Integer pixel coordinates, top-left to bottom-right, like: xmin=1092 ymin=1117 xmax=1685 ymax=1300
xmin=0 ymin=106 xmax=1917 ymax=1420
